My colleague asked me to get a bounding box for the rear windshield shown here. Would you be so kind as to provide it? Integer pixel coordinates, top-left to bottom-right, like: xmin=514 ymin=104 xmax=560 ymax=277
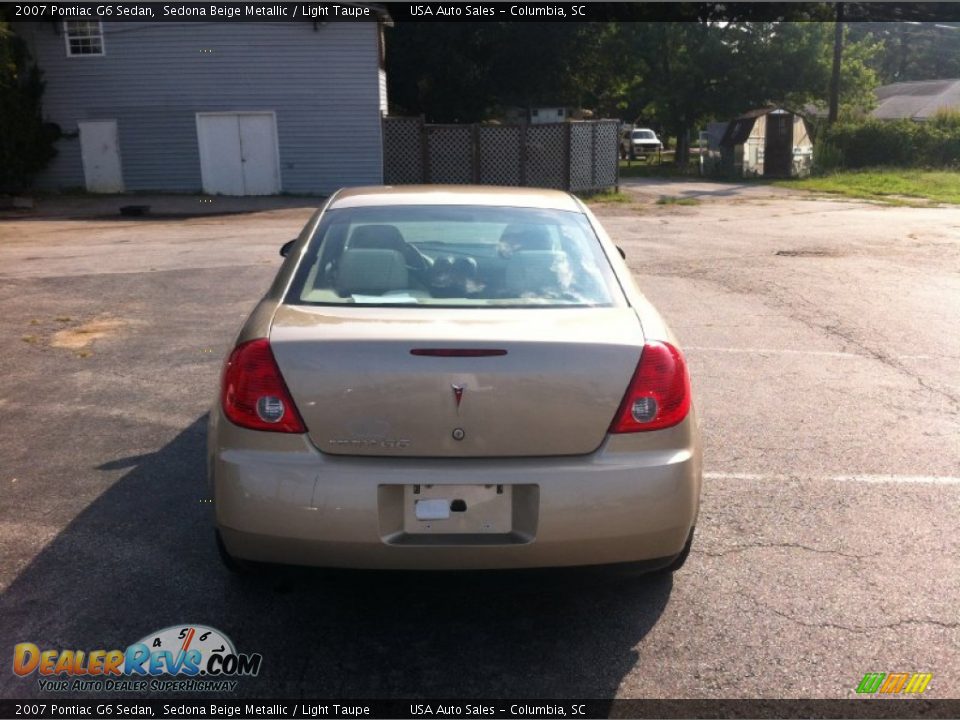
xmin=632 ymin=130 xmax=656 ymax=140
xmin=285 ymin=205 xmax=625 ymax=308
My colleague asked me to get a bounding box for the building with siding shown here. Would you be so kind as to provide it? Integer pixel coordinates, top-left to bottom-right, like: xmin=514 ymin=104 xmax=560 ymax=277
xmin=18 ymin=18 xmax=390 ymax=195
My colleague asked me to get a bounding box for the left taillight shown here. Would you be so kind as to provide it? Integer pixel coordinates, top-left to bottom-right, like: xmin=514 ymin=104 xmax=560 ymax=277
xmin=221 ymin=338 xmax=306 ymax=433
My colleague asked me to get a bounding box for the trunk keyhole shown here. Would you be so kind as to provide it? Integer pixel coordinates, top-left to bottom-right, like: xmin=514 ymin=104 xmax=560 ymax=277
xmin=450 ymin=499 xmax=467 ymax=512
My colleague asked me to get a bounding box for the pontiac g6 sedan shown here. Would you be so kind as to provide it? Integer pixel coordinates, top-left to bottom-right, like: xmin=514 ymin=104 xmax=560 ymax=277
xmin=209 ymin=186 xmax=702 ymax=573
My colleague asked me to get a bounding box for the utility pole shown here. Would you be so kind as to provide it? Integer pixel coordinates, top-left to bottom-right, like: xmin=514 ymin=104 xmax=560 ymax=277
xmin=828 ymin=2 xmax=844 ymax=124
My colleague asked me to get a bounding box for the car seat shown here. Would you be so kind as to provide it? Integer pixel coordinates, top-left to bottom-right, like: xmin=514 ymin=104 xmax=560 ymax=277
xmin=498 ymin=224 xmax=554 ymax=254
xmin=335 ymin=248 xmax=410 ymax=296
xmin=348 ymin=224 xmax=429 ymax=271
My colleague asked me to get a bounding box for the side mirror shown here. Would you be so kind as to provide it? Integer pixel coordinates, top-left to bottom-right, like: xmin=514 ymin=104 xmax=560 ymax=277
xmin=617 ymin=246 xmax=626 ymax=259
xmin=279 ymin=239 xmax=296 ymax=257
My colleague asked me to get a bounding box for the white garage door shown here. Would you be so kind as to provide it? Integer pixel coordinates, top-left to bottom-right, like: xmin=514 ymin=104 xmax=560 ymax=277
xmin=79 ymin=120 xmax=124 ymax=193
xmin=196 ymin=112 xmax=281 ymax=195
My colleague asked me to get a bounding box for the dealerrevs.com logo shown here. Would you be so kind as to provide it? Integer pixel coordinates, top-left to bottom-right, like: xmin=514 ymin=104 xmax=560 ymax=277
xmin=13 ymin=624 xmax=262 ymax=693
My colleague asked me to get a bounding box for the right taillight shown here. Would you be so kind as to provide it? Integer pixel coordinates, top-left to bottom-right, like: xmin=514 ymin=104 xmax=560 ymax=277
xmin=610 ymin=341 xmax=691 ymax=433
xmin=221 ymin=338 xmax=306 ymax=434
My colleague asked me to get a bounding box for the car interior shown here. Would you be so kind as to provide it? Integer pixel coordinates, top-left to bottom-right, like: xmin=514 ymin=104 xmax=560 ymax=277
xmin=294 ymin=220 xmax=613 ymax=306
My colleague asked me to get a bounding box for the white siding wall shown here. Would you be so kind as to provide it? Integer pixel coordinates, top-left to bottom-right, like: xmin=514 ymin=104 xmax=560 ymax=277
xmin=21 ymin=21 xmax=384 ymax=194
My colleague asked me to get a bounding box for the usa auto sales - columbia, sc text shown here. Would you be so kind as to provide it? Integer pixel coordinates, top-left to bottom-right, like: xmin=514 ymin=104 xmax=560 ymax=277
xmin=410 ymin=5 xmax=587 ymax=17
xmin=410 ymin=705 xmax=587 ymax=717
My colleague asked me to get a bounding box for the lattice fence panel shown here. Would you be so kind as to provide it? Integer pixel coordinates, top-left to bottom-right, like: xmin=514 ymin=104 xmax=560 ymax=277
xmin=382 ymin=117 xmax=424 ymax=184
xmin=426 ymin=126 xmax=473 ymax=184
xmin=568 ymin=123 xmax=595 ymax=192
xmin=592 ymin=121 xmax=620 ymax=188
xmin=524 ymin=124 xmax=567 ymax=189
xmin=382 ymin=117 xmax=619 ymax=192
xmin=478 ymin=125 xmax=522 ymax=186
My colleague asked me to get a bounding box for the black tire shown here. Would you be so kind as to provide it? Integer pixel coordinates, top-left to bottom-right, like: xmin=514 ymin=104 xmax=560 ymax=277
xmin=215 ymin=529 xmax=259 ymax=576
xmin=658 ymin=526 xmax=695 ymax=574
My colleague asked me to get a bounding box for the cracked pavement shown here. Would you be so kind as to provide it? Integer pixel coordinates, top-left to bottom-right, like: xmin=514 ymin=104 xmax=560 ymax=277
xmin=0 ymin=184 xmax=957 ymax=699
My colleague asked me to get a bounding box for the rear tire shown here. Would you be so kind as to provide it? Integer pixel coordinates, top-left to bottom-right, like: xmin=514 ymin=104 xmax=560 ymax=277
xmin=658 ymin=526 xmax=695 ymax=574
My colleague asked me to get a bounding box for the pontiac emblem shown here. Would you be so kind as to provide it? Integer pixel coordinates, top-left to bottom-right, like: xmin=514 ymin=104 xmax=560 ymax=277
xmin=451 ymin=384 xmax=465 ymax=411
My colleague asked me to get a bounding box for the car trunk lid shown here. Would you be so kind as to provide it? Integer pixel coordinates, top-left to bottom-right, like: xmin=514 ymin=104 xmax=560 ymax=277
xmin=269 ymin=305 xmax=644 ymax=457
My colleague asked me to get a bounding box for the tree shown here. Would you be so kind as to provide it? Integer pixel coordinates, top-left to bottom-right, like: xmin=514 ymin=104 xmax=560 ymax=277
xmin=385 ymin=22 xmax=620 ymax=122
xmin=0 ymin=20 xmax=60 ymax=193
xmin=847 ymin=22 xmax=960 ymax=83
xmin=617 ymin=22 xmax=880 ymax=163
xmin=384 ymin=18 xmax=881 ymax=164
xmin=828 ymin=3 xmax=844 ymax=123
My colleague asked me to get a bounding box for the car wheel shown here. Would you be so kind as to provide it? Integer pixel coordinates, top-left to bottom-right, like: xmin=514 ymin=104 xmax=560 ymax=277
xmin=215 ymin=529 xmax=259 ymax=576
xmin=658 ymin=526 xmax=695 ymax=574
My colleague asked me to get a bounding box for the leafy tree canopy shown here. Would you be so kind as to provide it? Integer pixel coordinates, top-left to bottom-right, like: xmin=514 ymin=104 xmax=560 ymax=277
xmin=0 ymin=19 xmax=60 ymax=193
xmin=386 ymin=19 xmax=915 ymax=162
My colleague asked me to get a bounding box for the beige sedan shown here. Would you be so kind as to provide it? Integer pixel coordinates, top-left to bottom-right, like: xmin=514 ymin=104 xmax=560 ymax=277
xmin=209 ymin=186 xmax=701 ymax=573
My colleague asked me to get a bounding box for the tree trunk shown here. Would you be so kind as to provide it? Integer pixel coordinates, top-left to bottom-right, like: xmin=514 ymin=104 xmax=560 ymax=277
xmin=897 ymin=23 xmax=908 ymax=80
xmin=674 ymin=123 xmax=689 ymax=167
xmin=828 ymin=3 xmax=844 ymax=124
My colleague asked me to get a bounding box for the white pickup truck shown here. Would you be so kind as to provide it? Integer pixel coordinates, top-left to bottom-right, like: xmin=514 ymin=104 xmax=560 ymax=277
xmin=620 ymin=128 xmax=663 ymax=160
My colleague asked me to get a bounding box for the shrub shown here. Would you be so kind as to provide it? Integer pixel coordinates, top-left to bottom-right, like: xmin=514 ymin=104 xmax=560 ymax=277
xmin=812 ymin=140 xmax=843 ymax=174
xmin=820 ymin=117 xmax=960 ymax=169
xmin=0 ymin=25 xmax=61 ymax=193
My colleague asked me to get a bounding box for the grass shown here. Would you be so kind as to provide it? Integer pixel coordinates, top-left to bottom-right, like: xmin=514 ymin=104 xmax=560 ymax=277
xmin=578 ymin=190 xmax=632 ymax=204
xmin=776 ymin=169 xmax=960 ymax=205
xmin=656 ymin=195 xmax=701 ymax=206
xmin=618 ymin=155 xmax=701 ymax=179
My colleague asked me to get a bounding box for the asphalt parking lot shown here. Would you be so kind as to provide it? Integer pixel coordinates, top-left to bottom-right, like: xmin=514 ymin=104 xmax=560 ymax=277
xmin=0 ymin=181 xmax=957 ymax=699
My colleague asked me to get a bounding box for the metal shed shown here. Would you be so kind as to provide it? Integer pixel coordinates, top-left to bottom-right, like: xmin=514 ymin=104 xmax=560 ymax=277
xmin=719 ymin=108 xmax=813 ymax=178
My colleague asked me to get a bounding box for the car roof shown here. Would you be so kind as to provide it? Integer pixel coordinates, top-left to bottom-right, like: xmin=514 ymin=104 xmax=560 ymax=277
xmin=329 ymin=185 xmax=583 ymax=212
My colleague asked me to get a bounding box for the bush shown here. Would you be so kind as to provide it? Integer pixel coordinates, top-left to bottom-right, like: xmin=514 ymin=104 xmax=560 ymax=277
xmin=0 ymin=25 xmax=61 ymax=194
xmin=820 ymin=117 xmax=960 ymax=169
xmin=812 ymin=140 xmax=843 ymax=174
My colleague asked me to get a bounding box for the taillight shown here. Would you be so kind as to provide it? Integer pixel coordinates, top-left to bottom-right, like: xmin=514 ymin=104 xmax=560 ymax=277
xmin=221 ymin=339 xmax=306 ymax=433
xmin=610 ymin=341 xmax=691 ymax=433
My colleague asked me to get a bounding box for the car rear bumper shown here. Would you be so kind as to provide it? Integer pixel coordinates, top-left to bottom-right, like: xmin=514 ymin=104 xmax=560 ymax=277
xmin=209 ymin=409 xmax=701 ymax=570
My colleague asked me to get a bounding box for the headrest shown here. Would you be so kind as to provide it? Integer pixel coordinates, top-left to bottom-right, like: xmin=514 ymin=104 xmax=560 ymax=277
xmin=349 ymin=224 xmax=406 ymax=250
xmin=499 ymin=223 xmax=553 ymax=252
xmin=336 ymin=248 xmax=409 ymax=295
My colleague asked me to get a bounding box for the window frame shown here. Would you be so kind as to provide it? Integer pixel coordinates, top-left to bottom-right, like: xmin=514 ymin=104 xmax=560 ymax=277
xmin=63 ymin=21 xmax=105 ymax=58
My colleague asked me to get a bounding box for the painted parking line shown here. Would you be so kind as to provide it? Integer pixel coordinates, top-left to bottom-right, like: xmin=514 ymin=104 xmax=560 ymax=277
xmin=704 ymin=471 xmax=960 ymax=485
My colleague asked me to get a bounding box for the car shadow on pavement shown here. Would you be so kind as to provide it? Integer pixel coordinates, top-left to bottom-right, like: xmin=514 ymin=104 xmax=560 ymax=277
xmin=0 ymin=416 xmax=672 ymax=699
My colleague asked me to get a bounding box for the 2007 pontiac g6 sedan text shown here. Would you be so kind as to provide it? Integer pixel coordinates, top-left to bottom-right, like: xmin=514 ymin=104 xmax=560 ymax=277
xmin=208 ymin=186 xmax=702 ymax=573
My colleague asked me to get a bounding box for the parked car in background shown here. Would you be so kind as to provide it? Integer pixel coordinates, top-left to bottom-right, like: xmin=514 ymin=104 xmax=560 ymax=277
xmin=621 ymin=128 xmax=663 ymax=159
xmin=210 ymin=185 xmax=702 ymax=575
